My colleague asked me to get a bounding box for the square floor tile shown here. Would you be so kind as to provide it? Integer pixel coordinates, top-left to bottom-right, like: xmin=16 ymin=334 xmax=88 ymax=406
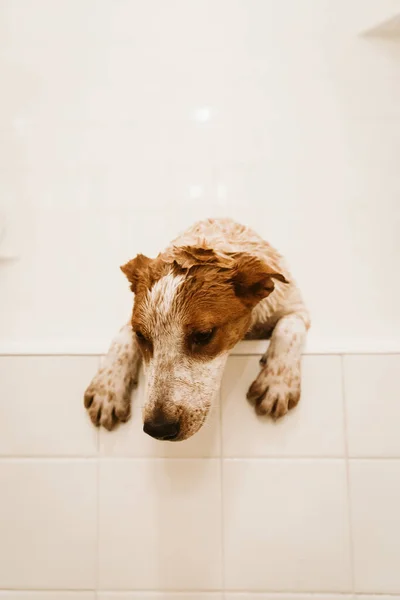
xmin=98 ymin=459 xmax=222 ymax=590
xmin=0 ymin=356 xmax=98 ymax=456
xmin=0 ymin=460 xmax=97 ymax=589
xmin=350 ymin=459 xmax=400 ymax=593
xmin=223 ymin=459 xmax=352 ymax=591
xmin=344 ymin=355 xmax=400 ymax=457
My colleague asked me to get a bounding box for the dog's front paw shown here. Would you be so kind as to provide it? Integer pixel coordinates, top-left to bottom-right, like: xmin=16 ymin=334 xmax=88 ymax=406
xmin=84 ymin=368 xmax=133 ymax=431
xmin=247 ymin=358 xmax=301 ymax=419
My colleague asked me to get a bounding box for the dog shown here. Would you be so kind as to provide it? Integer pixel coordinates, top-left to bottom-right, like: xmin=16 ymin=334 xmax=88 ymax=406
xmin=84 ymin=218 xmax=310 ymax=441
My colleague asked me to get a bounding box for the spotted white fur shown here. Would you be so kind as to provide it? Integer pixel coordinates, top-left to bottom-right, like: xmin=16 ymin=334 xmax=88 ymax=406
xmin=140 ymin=272 xmax=228 ymax=439
xmin=84 ymin=323 xmax=141 ymax=430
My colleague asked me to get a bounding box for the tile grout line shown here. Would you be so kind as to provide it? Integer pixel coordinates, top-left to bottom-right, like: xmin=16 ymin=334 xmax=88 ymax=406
xmin=5 ymin=589 xmax=397 ymax=596
xmin=95 ymin=355 xmax=101 ymax=595
xmin=219 ymin=384 xmax=226 ymax=596
xmin=3 ymin=455 xmax=400 ymax=461
xmin=95 ymin=456 xmax=100 ymax=595
xmin=341 ymin=354 xmax=356 ymax=595
xmin=0 ymin=588 xmax=368 ymax=594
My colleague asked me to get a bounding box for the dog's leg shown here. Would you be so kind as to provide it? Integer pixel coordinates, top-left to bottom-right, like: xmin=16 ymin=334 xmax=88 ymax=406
xmin=247 ymin=313 xmax=307 ymax=419
xmin=84 ymin=323 xmax=141 ymax=430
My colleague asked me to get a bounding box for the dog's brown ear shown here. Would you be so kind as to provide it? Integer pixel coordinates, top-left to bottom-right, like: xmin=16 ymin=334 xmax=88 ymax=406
xmin=231 ymin=254 xmax=288 ymax=308
xmin=120 ymin=254 xmax=151 ymax=294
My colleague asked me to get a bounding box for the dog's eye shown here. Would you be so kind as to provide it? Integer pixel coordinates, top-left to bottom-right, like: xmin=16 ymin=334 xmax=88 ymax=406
xmin=135 ymin=330 xmax=147 ymax=342
xmin=192 ymin=328 xmax=215 ymax=346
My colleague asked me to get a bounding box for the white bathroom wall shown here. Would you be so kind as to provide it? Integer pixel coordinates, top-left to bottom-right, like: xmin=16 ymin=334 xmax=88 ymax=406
xmin=1 ymin=1 xmax=400 ymax=599
xmin=0 ymin=0 xmax=400 ymax=352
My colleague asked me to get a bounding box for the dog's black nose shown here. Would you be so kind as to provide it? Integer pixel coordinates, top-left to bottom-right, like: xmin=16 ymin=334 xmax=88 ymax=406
xmin=143 ymin=419 xmax=180 ymax=441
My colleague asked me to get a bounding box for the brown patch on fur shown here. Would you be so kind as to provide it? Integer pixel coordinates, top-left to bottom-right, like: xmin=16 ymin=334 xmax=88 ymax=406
xmin=120 ymin=254 xmax=151 ymax=294
xmin=121 ymin=244 xmax=287 ymax=361
xmin=230 ymin=254 xmax=288 ymax=308
xmin=121 ymin=254 xmax=168 ymax=295
xmin=121 ymin=254 xmax=170 ymax=360
xmin=164 ymin=245 xmax=287 ymax=308
xmin=176 ymin=267 xmax=253 ymax=359
xmin=163 ymin=246 xmax=287 ymax=307
xmin=121 ymin=244 xmax=286 ymax=306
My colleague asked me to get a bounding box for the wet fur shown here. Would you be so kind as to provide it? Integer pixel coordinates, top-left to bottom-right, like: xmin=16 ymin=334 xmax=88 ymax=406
xmin=84 ymin=218 xmax=310 ymax=439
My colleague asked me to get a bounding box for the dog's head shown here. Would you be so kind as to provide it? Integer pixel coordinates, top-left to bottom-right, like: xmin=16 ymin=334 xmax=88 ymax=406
xmin=121 ymin=245 xmax=286 ymax=441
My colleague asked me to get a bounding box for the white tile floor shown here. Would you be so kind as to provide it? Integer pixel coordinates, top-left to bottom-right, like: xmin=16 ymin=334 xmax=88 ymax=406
xmin=0 ymin=353 xmax=400 ymax=598
xmin=98 ymin=459 xmax=222 ymax=590
xmin=344 ymin=355 xmax=400 ymax=457
xmin=223 ymin=460 xmax=351 ymax=592
xmin=0 ymin=460 xmax=97 ymax=589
